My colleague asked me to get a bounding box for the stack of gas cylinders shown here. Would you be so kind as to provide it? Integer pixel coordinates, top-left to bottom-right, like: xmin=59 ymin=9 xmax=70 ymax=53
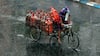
xmin=25 ymin=8 xmax=71 ymax=35
xmin=26 ymin=9 xmax=54 ymax=35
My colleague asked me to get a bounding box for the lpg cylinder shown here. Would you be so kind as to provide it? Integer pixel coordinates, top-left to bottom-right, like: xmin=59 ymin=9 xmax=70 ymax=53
xmin=45 ymin=18 xmax=53 ymax=35
xmin=30 ymin=13 xmax=35 ymax=26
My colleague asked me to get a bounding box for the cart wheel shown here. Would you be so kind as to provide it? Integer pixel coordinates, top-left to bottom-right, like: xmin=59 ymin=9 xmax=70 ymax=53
xmin=49 ymin=35 xmax=59 ymax=47
xmin=30 ymin=27 xmax=41 ymax=42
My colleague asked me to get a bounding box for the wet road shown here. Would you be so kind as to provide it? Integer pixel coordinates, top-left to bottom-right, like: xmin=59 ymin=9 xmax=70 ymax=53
xmin=0 ymin=0 xmax=100 ymax=56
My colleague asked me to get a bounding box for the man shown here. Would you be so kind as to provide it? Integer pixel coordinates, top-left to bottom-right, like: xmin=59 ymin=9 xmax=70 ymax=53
xmin=59 ymin=6 xmax=72 ymax=28
xmin=50 ymin=7 xmax=61 ymax=23
xmin=50 ymin=7 xmax=62 ymax=44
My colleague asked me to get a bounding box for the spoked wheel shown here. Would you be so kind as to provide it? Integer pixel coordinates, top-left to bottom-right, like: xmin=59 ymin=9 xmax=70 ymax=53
xmin=67 ymin=30 xmax=79 ymax=49
xmin=49 ymin=35 xmax=59 ymax=47
xmin=30 ymin=27 xmax=41 ymax=42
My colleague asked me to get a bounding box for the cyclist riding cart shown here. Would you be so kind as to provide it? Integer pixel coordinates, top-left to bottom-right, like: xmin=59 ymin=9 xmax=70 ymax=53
xmin=59 ymin=6 xmax=73 ymax=30
xmin=50 ymin=7 xmax=73 ymax=44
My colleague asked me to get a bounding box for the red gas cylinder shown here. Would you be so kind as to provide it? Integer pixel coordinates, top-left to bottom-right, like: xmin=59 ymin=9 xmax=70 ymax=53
xmin=30 ymin=13 xmax=35 ymax=26
xmin=45 ymin=18 xmax=53 ymax=35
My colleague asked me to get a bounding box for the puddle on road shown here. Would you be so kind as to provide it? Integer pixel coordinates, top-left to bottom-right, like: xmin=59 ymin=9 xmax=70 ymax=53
xmin=17 ymin=34 xmax=24 ymax=38
xmin=26 ymin=42 xmax=79 ymax=56
xmin=0 ymin=32 xmax=4 ymax=39
xmin=0 ymin=20 xmax=2 ymax=24
xmin=16 ymin=16 xmax=25 ymax=22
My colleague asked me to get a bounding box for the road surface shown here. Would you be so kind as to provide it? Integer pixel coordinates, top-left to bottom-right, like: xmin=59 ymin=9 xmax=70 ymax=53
xmin=0 ymin=0 xmax=100 ymax=56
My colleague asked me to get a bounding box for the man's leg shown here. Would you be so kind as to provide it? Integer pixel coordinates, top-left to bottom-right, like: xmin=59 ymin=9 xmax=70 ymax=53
xmin=57 ymin=24 xmax=62 ymax=44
